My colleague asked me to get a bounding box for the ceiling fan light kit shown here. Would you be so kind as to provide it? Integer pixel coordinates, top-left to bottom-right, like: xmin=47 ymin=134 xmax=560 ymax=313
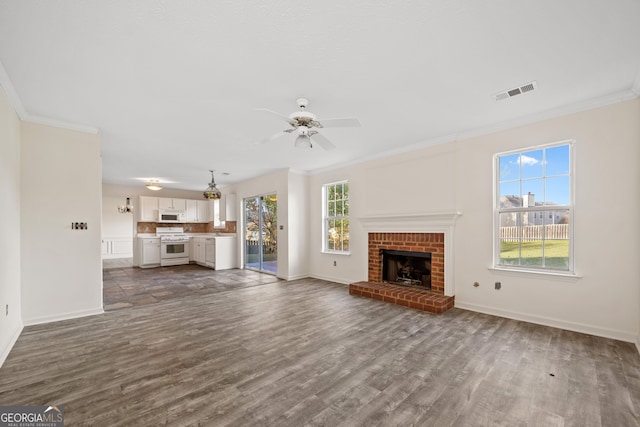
xmin=258 ymin=97 xmax=361 ymax=150
xmin=294 ymin=134 xmax=312 ymax=148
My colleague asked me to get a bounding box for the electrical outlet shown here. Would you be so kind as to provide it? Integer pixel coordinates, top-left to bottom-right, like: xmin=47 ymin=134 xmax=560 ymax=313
xmin=5 ymin=304 xmax=8 ymax=316
xmin=495 ymin=282 xmax=502 ymax=290
xmin=333 ymin=260 xmax=337 ymax=267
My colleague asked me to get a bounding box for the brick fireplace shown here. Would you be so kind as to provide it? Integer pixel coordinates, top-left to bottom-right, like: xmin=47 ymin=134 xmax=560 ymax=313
xmin=349 ymin=212 xmax=461 ymax=314
xmin=368 ymin=232 xmax=444 ymax=294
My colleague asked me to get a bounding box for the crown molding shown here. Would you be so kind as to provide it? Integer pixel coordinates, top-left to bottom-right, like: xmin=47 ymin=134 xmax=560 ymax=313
xmin=23 ymin=114 xmax=99 ymax=135
xmin=310 ymin=88 xmax=640 ymax=177
xmin=632 ymin=70 xmax=640 ymax=96
xmin=0 ymin=60 xmax=27 ymax=119
xmin=0 ymin=59 xmax=99 ymax=134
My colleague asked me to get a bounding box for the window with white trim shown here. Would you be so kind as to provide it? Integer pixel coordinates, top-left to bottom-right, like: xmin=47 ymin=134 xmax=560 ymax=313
xmin=323 ymin=181 xmax=349 ymax=253
xmin=494 ymin=142 xmax=573 ymax=272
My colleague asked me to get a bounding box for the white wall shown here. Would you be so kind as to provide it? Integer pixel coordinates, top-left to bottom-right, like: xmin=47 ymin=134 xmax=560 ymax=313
xmin=453 ymin=99 xmax=640 ymax=342
xmin=224 ymin=169 xmax=300 ymax=280
xmin=102 ymin=194 xmax=134 ymax=238
xmin=307 ymin=98 xmax=640 ymax=342
xmin=0 ymin=86 xmax=23 ymax=366
xmin=286 ymin=171 xmax=309 ymax=280
xmin=21 ymin=122 xmax=104 ymax=325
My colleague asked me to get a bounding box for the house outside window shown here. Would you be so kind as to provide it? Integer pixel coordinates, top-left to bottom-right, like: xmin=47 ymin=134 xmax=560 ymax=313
xmin=323 ymin=181 xmax=349 ymax=253
xmin=494 ymin=141 xmax=573 ymax=273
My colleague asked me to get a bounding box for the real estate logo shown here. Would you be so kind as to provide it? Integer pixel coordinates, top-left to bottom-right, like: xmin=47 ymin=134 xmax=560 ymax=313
xmin=0 ymin=405 xmax=64 ymax=427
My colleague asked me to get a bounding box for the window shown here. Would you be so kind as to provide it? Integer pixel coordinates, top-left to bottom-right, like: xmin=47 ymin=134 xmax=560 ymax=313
xmin=323 ymin=181 xmax=349 ymax=253
xmin=495 ymin=142 xmax=573 ymax=272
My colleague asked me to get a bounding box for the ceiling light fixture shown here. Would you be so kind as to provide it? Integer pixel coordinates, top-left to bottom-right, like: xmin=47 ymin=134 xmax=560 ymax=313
xmin=146 ymin=180 xmax=163 ymax=191
xmin=294 ymin=126 xmax=312 ymax=148
xmin=117 ymin=197 xmax=134 ymax=213
xmin=203 ymin=170 xmax=222 ymax=200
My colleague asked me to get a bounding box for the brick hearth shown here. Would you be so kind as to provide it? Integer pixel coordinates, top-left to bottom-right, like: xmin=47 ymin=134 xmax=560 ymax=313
xmin=349 ymin=282 xmax=455 ymax=314
xmin=350 ymin=232 xmax=454 ymax=314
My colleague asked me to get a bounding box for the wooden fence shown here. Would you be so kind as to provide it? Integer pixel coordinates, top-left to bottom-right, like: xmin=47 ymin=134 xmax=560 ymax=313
xmin=245 ymin=240 xmax=277 ymax=254
xmin=500 ymin=224 xmax=569 ymax=242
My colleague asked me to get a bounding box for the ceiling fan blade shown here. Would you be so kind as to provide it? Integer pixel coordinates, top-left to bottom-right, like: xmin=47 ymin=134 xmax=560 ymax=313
xmin=318 ymin=117 xmax=361 ymax=128
xmin=310 ymin=132 xmax=336 ymax=151
xmin=255 ymin=108 xmax=297 ymax=126
xmin=260 ymin=131 xmax=288 ymax=144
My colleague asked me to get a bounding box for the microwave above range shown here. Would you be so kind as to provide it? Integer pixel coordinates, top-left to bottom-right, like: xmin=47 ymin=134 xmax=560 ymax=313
xmin=158 ymin=209 xmax=185 ymax=223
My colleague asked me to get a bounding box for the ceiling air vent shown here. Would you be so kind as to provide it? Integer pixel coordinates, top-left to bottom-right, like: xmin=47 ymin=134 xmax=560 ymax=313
xmin=494 ymin=81 xmax=537 ymax=101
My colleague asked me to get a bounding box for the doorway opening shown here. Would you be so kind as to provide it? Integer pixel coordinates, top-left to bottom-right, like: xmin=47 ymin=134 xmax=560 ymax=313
xmin=244 ymin=193 xmax=277 ymax=274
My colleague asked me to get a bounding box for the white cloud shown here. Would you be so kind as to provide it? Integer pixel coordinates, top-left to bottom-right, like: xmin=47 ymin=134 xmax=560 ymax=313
xmin=517 ymin=155 xmax=539 ymax=166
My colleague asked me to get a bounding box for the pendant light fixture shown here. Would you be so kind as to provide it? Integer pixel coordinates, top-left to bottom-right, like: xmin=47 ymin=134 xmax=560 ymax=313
xmin=146 ymin=179 xmax=163 ymax=191
xmin=203 ymin=170 xmax=222 ymax=200
xmin=117 ymin=197 xmax=134 ymax=213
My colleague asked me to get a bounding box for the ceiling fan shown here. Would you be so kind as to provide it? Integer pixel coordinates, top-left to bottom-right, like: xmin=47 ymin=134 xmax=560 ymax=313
xmin=257 ymin=98 xmax=361 ymax=150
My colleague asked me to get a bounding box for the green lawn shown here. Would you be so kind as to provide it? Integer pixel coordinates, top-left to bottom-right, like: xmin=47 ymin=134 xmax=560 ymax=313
xmin=500 ymin=240 xmax=569 ymax=269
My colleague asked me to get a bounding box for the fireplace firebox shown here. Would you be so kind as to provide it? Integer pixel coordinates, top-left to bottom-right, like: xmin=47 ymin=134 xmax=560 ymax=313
xmin=382 ymin=249 xmax=431 ymax=290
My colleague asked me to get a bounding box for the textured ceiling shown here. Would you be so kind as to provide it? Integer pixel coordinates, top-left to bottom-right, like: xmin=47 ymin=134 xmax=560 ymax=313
xmin=1 ymin=0 xmax=639 ymax=191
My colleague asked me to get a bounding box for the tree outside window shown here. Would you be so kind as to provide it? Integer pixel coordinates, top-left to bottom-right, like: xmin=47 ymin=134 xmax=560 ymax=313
xmin=324 ymin=181 xmax=349 ymax=253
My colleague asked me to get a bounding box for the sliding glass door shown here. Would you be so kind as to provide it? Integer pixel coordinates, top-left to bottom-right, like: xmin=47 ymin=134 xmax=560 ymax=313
xmin=244 ymin=194 xmax=277 ymax=274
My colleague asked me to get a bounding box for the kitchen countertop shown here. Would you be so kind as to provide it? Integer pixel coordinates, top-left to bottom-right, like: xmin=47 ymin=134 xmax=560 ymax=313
xmin=136 ymin=233 xmax=236 ymax=238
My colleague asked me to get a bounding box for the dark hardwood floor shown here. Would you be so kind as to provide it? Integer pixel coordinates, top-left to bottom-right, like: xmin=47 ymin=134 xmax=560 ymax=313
xmin=1 ymin=267 xmax=639 ymax=426
xmin=103 ymin=264 xmax=283 ymax=310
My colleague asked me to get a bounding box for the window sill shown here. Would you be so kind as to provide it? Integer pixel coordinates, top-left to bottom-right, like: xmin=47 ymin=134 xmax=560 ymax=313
xmin=322 ymin=250 xmax=351 ymax=256
xmin=489 ymin=266 xmax=581 ymax=279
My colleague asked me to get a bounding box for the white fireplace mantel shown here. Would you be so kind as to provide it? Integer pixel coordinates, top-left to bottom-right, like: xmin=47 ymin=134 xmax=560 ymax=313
xmin=358 ymin=211 xmax=462 ymax=232
xmin=358 ymin=211 xmax=462 ymax=297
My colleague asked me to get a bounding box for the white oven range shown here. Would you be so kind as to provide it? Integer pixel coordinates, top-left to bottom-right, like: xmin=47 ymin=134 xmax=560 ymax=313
xmin=157 ymin=227 xmax=190 ymax=266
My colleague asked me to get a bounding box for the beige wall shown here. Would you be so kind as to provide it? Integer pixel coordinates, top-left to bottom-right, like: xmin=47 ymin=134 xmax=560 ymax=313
xmin=453 ymin=98 xmax=640 ymax=342
xmin=21 ymin=121 xmax=103 ymax=324
xmin=308 ymin=98 xmax=640 ymax=342
xmin=0 ymin=86 xmax=23 ymax=366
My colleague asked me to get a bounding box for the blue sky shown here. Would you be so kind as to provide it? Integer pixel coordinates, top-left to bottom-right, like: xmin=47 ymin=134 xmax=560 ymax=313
xmin=499 ymin=144 xmax=570 ymax=206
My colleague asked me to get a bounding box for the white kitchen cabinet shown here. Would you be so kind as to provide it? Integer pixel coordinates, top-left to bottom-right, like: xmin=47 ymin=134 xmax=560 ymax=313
xmin=191 ymin=237 xmax=206 ymax=264
xmin=212 ymin=194 xmax=237 ymax=227
xmin=212 ymin=236 xmax=237 ymax=270
xmin=190 ymin=235 xmax=236 ymax=270
xmin=138 ymin=196 xmax=159 ymax=222
xmin=224 ymin=193 xmax=237 ymax=221
xmin=186 ymin=200 xmax=210 ymax=223
xmin=102 ymin=238 xmax=133 ymax=259
xmin=159 ymin=197 xmax=186 ymax=212
xmin=205 ymin=238 xmax=215 ymax=268
xmin=139 ymin=238 xmax=161 ymax=268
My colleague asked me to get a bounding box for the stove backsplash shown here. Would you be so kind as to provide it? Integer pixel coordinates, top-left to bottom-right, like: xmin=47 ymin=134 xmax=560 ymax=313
xmin=137 ymin=221 xmax=237 ymax=235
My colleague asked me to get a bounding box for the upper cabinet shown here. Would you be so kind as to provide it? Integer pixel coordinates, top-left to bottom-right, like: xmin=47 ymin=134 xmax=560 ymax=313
xmin=139 ymin=196 xmax=215 ymax=224
xmin=158 ymin=197 xmax=186 ymax=211
xmin=185 ymin=199 xmax=211 ymax=223
xmin=224 ymin=193 xmax=237 ymax=221
xmin=138 ymin=196 xmax=159 ymax=222
xmin=212 ymin=194 xmax=237 ymax=227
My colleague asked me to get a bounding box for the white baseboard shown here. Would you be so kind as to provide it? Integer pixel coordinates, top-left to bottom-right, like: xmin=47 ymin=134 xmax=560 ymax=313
xmin=308 ymin=274 xmax=352 ymax=285
xmin=455 ymin=301 xmax=637 ymax=343
xmin=23 ymin=307 xmax=104 ymax=327
xmin=278 ymin=273 xmax=309 ymax=281
xmin=0 ymin=322 xmax=24 ymax=368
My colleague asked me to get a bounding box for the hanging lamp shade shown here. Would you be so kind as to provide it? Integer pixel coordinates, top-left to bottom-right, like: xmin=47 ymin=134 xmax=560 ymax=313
xmin=203 ymin=170 xmax=222 ymax=200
